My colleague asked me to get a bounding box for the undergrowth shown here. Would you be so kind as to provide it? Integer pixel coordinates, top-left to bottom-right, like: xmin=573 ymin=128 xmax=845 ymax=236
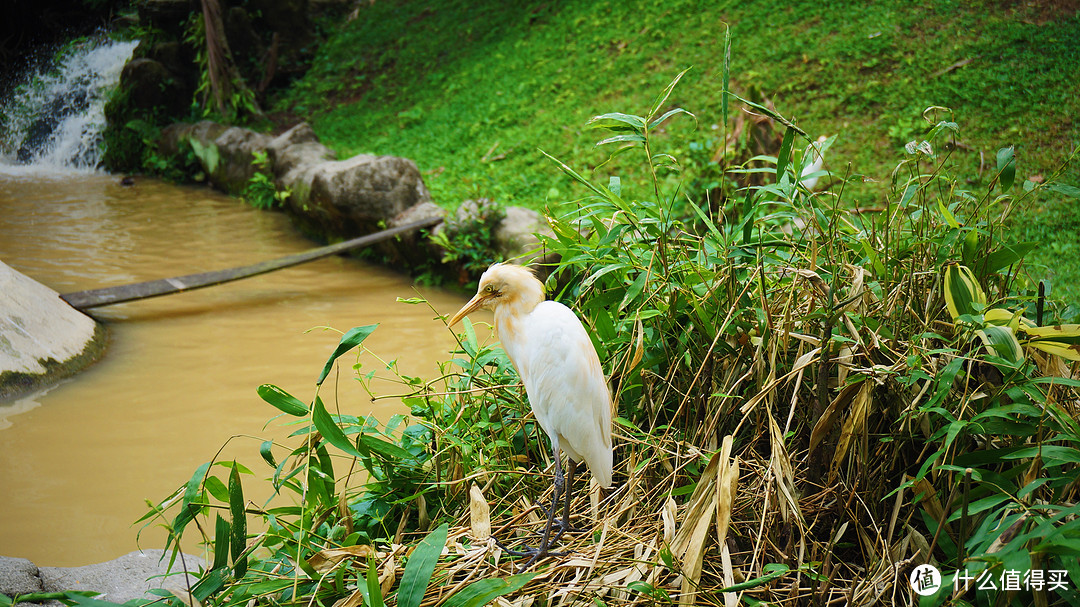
xmin=119 ymin=66 xmax=1080 ymax=607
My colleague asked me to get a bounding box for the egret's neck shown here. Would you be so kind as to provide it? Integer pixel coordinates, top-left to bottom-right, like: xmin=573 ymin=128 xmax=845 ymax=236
xmin=493 ymin=289 xmax=543 ymax=347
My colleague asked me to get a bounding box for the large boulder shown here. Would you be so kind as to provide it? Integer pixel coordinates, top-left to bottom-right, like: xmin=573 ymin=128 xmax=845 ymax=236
xmin=0 ymin=261 xmax=105 ymax=402
xmin=495 ymin=206 xmax=554 ymax=263
xmin=286 ymin=153 xmax=432 ymax=237
xmin=0 ymin=550 xmax=203 ymax=604
xmin=210 ymin=126 xmax=274 ymax=195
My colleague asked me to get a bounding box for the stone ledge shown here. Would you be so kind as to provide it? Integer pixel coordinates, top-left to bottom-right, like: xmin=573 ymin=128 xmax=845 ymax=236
xmin=0 ymin=550 xmax=204 ymax=605
xmin=0 ymin=261 xmax=107 ymax=403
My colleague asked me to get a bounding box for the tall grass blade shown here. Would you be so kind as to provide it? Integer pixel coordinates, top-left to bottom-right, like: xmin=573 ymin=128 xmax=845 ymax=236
xmin=397 ymin=523 xmax=448 ymax=607
xmin=444 ymin=574 xmax=537 ymax=607
xmin=776 ymin=126 xmax=795 ymax=182
xmin=229 ymin=462 xmax=247 ymax=578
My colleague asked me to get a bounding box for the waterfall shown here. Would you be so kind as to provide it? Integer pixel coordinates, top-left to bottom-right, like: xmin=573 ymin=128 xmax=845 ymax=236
xmin=0 ymin=36 xmax=138 ymax=172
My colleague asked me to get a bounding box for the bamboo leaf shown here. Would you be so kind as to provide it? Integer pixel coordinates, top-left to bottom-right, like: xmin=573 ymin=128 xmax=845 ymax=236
xmin=595 ymin=133 xmax=646 ymax=147
xmin=776 ymin=126 xmax=795 ymax=182
xmin=212 ymin=516 xmax=230 ymax=571
xmin=257 ymin=384 xmax=309 ymax=416
xmin=1046 ymin=182 xmax=1080 ymax=198
xmin=365 ymin=559 xmax=385 ymax=607
xmin=983 ymin=242 xmax=1037 ymax=274
xmin=444 ymin=574 xmax=537 ymax=607
xmin=317 ymin=325 xmax=379 ymax=386
xmin=360 ymin=434 xmax=414 ymax=461
xmin=943 ymin=263 xmax=986 ymax=321
xmin=587 ymin=112 xmax=646 ymax=131
xmin=727 ymin=92 xmax=807 ymax=136
xmin=229 ymin=462 xmax=247 ymax=578
xmin=996 ymin=146 xmax=1016 ymax=191
xmin=648 ymin=67 xmax=691 ymax=120
xmin=975 ymin=325 xmax=1025 ymax=363
xmin=649 ymin=107 xmax=695 ymax=130
xmin=397 ymin=523 xmax=449 ymax=607
xmin=312 ymin=396 xmax=364 ymax=459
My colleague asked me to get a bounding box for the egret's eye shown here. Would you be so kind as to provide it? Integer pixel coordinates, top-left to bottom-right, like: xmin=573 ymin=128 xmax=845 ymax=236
xmin=484 ymin=284 xmax=494 ymax=293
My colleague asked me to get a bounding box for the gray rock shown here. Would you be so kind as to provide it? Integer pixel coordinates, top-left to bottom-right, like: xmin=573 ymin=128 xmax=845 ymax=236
xmin=268 ymin=123 xmax=335 ymax=189
xmin=37 ymin=550 xmax=203 ymax=604
xmin=0 ymin=260 xmax=105 ymax=402
xmin=495 ymin=206 xmax=554 ymax=263
xmin=288 ymin=153 xmax=432 ymax=237
xmin=209 ymin=127 xmax=274 ymax=195
xmin=0 ymin=557 xmax=43 ymax=596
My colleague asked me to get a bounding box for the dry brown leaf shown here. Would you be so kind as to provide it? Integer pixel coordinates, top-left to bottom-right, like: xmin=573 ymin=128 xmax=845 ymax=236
xmin=714 ymin=435 xmax=740 ymax=549
xmin=306 ymin=545 xmax=374 ymax=574
xmin=379 ymin=552 xmax=396 ymax=597
xmin=331 ymin=589 xmax=365 ymax=607
xmin=672 ymin=450 xmax=720 ymax=606
xmin=469 ymin=483 xmax=491 ymax=540
xmin=767 ymin=407 xmax=804 ymax=525
xmin=720 ymin=543 xmax=737 ymax=607
xmin=661 ymin=496 xmax=677 ymax=546
xmin=167 ymin=588 xmax=201 ymax=607
xmin=808 ymin=380 xmax=862 ymax=454
xmin=829 ymin=380 xmax=873 ymax=481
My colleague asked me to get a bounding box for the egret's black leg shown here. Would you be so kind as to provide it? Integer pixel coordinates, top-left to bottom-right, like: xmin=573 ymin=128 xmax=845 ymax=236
xmin=505 ymin=444 xmax=570 ymax=565
xmin=550 ymin=459 xmax=584 ymax=544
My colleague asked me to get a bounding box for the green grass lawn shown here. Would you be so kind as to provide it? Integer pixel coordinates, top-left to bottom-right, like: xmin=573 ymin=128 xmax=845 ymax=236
xmin=273 ymin=0 xmax=1080 ymax=305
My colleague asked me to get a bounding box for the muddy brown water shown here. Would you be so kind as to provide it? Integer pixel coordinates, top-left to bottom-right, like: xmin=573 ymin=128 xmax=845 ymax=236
xmin=0 ymin=171 xmax=474 ymax=566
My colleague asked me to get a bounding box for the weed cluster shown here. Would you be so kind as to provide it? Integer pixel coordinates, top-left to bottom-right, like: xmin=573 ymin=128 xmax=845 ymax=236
xmin=134 ymin=72 xmax=1080 ymax=607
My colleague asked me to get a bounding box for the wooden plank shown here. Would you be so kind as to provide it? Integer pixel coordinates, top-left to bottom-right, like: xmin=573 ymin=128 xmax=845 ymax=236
xmin=60 ymin=217 xmax=443 ymax=310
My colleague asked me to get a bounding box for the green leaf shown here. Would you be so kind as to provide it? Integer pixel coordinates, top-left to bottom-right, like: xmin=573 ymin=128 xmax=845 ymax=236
xmin=996 ymin=146 xmax=1016 ymax=191
xmin=648 ymin=67 xmax=691 ymax=120
xmin=318 ymin=325 xmax=378 ymax=385
xmin=721 ymin=27 xmax=730 ymax=135
xmin=975 ymin=325 xmax=1025 ymax=364
xmin=1046 ymin=182 xmax=1080 ymax=198
xmin=65 ymin=592 xmax=130 ymax=607
xmin=259 ymin=440 xmax=276 ymax=468
xmin=257 ymin=384 xmax=309 ymax=416
xmin=1001 ymin=446 xmax=1080 ymax=465
xmin=229 ymin=462 xmax=248 ymax=578
xmin=444 ymin=573 xmax=537 ymax=607
xmin=366 ymin=559 xmax=385 ymax=607
xmin=203 ymin=475 xmax=229 ymax=502
xmin=212 ymin=515 xmax=230 ymax=570
xmin=943 ymin=263 xmax=986 ymax=321
xmin=938 ymin=198 xmax=960 ymax=229
xmin=312 ymin=396 xmax=365 ymax=459
xmin=776 ymin=126 xmax=795 ymax=182
xmin=649 ymin=107 xmax=695 ymax=130
xmin=595 ymin=133 xmax=646 ymax=147
xmin=397 ymin=523 xmax=449 ymax=607
xmin=727 ymin=92 xmax=807 ymax=136
xmin=360 ymin=434 xmax=414 ymax=461
xmin=587 ymin=112 xmax=646 ymax=131
xmin=718 ymin=563 xmax=789 ymax=592
xmin=983 ymin=242 xmax=1037 ymax=274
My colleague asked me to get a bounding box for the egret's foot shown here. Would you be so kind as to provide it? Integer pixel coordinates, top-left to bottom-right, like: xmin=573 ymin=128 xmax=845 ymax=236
xmin=549 ymin=519 xmax=585 ymax=544
xmin=493 ymin=536 xmax=568 ymax=571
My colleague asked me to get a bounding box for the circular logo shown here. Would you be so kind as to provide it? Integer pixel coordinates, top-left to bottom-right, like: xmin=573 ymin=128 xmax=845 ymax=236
xmin=910 ymin=564 xmax=942 ymax=596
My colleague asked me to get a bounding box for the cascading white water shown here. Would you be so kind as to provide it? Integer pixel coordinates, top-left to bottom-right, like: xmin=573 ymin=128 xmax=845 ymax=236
xmin=0 ymin=36 xmax=137 ymax=172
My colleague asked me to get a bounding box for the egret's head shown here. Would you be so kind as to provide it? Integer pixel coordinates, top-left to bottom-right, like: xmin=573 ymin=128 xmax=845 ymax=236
xmin=448 ymin=263 xmax=544 ymax=326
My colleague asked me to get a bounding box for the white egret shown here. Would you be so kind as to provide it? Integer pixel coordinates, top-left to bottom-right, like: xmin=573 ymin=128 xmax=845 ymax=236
xmin=448 ymin=263 xmax=613 ymax=569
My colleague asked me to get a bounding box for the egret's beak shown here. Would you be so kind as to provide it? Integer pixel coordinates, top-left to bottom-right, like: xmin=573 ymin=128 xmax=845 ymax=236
xmin=448 ymin=292 xmax=491 ymax=327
